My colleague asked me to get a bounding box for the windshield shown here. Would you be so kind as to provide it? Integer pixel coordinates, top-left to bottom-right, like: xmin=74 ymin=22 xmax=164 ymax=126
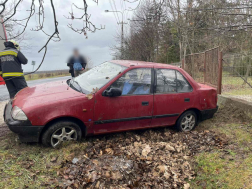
xmin=74 ymin=62 xmax=127 ymax=93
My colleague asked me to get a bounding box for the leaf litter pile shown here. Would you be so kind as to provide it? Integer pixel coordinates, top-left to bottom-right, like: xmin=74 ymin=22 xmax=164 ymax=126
xmin=56 ymin=128 xmax=228 ymax=189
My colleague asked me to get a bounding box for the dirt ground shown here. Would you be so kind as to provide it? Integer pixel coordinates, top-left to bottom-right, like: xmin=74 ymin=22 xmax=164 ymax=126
xmin=0 ymin=100 xmax=9 ymax=138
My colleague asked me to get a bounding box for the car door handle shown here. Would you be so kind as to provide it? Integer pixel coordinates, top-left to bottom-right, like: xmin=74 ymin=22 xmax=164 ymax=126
xmin=184 ymin=98 xmax=190 ymax=102
xmin=142 ymin=101 xmax=149 ymax=106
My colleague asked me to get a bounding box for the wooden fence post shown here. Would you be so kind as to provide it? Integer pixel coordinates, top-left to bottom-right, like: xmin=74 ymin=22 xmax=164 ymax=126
xmin=204 ymin=51 xmax=206 ymax=83
xmin=217 ymin=51 xmax=223 ymax=94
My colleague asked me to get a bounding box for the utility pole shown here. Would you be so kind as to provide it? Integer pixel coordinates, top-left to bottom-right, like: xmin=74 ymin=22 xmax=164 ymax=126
xmin=31 ymin=61 xmax=36 ymax=79
xmin=105 ymin=10 xmax=127 ymax=59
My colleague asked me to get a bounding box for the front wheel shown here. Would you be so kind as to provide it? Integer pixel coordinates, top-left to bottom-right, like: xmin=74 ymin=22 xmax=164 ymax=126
xmin=42 ymin=121 xmax=82 ymax=148
xmin=176 ymin=110 xmax=197 ymax=132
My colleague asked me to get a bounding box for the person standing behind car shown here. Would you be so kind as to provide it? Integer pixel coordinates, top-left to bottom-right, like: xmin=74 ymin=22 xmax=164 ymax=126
xmin=0 ymin=40 xmax=28 ymax=99
xmin=67 ymin=49 xmax=87 ymax=77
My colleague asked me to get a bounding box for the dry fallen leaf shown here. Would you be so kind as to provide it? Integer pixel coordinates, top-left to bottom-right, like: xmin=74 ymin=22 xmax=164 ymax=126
xmin=50 ymin=156 xmax=57 ymax=163
xmin=63 ymin=175 xmax=69 ymax=180
xmin=95 ymin=181 xmax=100 ymax=188
xmin=55 ymin=129 xmax=227 ymax=188
xmin=184 ymin=183 xmax=190 ymax=189
xmin=86 ymin=94 xmax=93 ymax=100
xmin=164 ymin=171 xmax=171 ymax=179
xmin=92 ymin=87 xmax=99 ymax=94
xmin=158 ymin=165 xmax=167 ymax=173
xmin=111 ymin=171 xmax=122 ymax=180
xmin=104 ymin=171 xmax=110 ymax=178
xmin=142 ymin=145 xmax=151 ymax=156
xmin=105 ymin=148 xmax=114 ymax=155
xmin=165 ymin=144 xmax=175 ymax=151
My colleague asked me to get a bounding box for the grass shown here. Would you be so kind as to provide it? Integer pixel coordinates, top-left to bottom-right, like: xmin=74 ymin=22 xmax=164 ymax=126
xmin=217 ymin=123 xmax=252 ymax=146
xmin=192 ymin=152 xmax=252 ymax=189
xmin=0 ymin=134 xmax=87 ymax=189
xmin=24 ymin=72 xmax=69 ymax=81
xmin=222 ymin=73 xmax=252 ymax=86
xmin=222 ymin=75 xmax=252 ymax=97
xmin=191 ymin=112 xmax=252 ymax=188
xmin=223 ymin=88 xmax=252 ymax=96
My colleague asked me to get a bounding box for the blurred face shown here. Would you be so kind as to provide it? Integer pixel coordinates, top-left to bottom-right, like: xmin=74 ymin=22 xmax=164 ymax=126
xmin=74 ymin=50 xmax=79 ymax=57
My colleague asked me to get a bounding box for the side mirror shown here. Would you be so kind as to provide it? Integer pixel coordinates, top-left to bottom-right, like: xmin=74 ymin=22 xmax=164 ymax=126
xmin=103 ymin=88 xmax=122 ymax=97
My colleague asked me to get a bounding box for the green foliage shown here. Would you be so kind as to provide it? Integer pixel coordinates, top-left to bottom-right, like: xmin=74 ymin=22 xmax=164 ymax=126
xmin=157 ymin=44 xmax=180 ymax=64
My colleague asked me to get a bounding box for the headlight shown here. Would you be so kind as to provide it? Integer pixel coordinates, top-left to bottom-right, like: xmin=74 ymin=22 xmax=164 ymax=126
xmin=11 ymin=106 xmax=28 ymax=121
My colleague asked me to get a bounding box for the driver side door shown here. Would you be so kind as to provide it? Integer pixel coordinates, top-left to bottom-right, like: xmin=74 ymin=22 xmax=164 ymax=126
xmin=93 ymin=68 xmax=154 ymax=134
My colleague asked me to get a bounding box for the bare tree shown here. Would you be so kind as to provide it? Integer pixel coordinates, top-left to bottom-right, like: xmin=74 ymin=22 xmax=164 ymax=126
xmin=113 ymin=0 xmax=252 ymax=67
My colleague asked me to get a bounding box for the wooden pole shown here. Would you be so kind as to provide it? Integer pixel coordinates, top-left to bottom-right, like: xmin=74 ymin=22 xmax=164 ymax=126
xmin=182 ymin=59 xmax=185 ymax=69
xmin=204 ymin=51 xmax=206 ymax=83
xmin=217 ymin=51 xmax=223 ymax=94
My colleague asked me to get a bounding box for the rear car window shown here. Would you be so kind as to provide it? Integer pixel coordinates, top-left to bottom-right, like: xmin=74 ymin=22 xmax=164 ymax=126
xmin=156 ymin=69 xmax=192 ymax=93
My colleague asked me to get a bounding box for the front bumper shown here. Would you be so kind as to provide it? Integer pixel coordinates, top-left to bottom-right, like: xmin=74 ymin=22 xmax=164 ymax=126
xmin=4 ymin=100 xmax=44 ymax=143
xmin=200 ymin=106 xmax=218 ymax=121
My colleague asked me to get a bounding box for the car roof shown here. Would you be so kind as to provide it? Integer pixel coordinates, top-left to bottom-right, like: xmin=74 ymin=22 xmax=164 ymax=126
xmin=110 ymin=60 xmax=180 ymax=70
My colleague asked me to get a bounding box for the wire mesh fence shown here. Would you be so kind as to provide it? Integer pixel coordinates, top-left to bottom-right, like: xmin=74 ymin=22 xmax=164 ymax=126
xmin=182 ymin=48 xmax=252 ymax=102
xmin=183 ymin=47 xmax=221 ymax=93
xmin=222 ymin=54 xmax=252 ymax=102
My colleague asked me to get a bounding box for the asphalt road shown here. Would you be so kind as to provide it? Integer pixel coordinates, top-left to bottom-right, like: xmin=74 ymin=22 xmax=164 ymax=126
xmin=0 ymin=76 xmax=71 ymax=102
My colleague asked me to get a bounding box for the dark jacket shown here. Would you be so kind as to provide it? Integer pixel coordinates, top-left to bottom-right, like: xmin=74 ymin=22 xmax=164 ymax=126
xmin=67 ymin=55 xmax=87 ymax=75
xmin=0 ymin=41 xmax=28 ymax=78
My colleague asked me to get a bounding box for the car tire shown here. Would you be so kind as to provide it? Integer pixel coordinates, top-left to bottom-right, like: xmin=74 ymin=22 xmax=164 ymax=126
xmin=42 ymin=121 xmax=82 ymax=148
xmin=176 ymin=110 xmax=197 ymax=132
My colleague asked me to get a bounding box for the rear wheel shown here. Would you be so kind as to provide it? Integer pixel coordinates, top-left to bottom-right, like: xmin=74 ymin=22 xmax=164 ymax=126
xmin=176 ymin=110 xmax=197 ymax=132
xmin=42 ymin=121 xmax=82 ymax=148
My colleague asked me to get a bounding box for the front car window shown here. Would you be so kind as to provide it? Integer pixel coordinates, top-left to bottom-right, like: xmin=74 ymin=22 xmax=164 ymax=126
xmin=156 ymin=69 xmax=192 ymax=93
xmin=74 ymin=62 xmax=127 ymax=93
xmin=110 ymin=68 xmax=152 ymax=95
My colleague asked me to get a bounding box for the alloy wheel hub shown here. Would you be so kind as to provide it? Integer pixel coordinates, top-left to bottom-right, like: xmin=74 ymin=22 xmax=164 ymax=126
xmin=51 ymin=126 xmax=77 ymax=148
xmin=181 ymin=114 xmax=196 ymax=131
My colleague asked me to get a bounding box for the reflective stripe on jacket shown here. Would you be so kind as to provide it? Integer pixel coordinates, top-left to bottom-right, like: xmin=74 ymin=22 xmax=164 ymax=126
xmin=0 ymin=50 xmax=18 ymax=57
xmin=2 ymin=72 xmax=24 ymax=77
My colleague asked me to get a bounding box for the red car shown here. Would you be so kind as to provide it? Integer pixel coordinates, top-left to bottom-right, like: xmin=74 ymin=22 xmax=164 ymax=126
xmin=4 ymin=60 xmax=218 ymax=147
xmin=0 ymin=76 xmax=5 ymax=85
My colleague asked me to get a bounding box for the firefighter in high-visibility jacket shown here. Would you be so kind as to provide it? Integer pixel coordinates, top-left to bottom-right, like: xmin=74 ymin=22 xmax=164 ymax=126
xmin=0 ymin=40 xmax=28 ymax=99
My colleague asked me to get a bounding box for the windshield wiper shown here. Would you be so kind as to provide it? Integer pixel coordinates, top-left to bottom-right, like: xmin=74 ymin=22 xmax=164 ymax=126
xmin=73 ymin=79 xmax=84 ymax=94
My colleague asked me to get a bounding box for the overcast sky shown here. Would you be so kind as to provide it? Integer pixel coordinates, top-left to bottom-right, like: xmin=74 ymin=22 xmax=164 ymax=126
xmin=1 ymin=0 xmax=138 ymax=72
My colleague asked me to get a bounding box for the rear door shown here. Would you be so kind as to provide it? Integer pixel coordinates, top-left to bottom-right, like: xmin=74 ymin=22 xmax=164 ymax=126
xmin=152 ymin=68 xmax=195 ymax=127
xmin=94 ymin=67 xmax=154 ymax=134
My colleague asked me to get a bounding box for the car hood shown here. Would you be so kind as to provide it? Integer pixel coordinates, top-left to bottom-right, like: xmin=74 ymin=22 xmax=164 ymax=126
xmin=13 ymin=80 xmax=85 ymax=109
